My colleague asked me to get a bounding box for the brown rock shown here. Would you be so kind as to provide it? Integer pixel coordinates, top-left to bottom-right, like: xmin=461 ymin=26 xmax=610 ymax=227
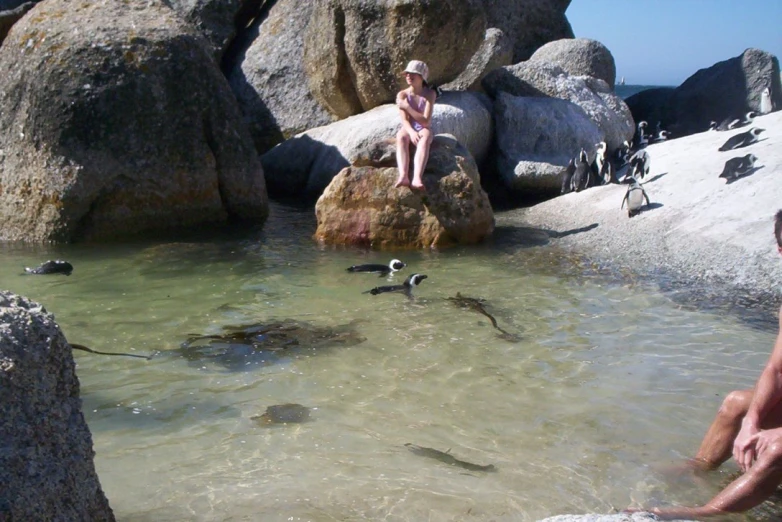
xmin=314 ymin=135 xmax=494 ymax=249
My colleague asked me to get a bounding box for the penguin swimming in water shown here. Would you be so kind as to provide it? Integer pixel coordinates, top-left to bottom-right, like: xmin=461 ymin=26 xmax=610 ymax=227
xmin=560 ymin=158 xmax=576 ymax=195
xmin=760 ymin=87 xmax=774 ymax=114
xmin=621 ymin=177 xmax=651 ymax=218
xmin=24 ymin=260 xmax=73 ymax=275
xmin=719 ymin=154 xmax=758 ymax=183
xmin=718 ymin=127 xmax=764 ymax=151
xmin=571 ymin=149 xmax=591 ymax=192
xmin=364 ymin=273 xmax=427 ymax=298
xmin=347 ymin=259 xmax=405 ymax=276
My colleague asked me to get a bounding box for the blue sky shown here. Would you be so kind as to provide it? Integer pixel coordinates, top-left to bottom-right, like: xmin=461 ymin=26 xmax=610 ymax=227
xmin=566 ymin=0 xmax=782 ymax=86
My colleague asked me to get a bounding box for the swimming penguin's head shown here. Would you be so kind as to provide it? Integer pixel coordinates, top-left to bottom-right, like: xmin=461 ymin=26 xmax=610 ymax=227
xmin=389 ymin=259 xmax=406 ymax=271
xmin=404 ymin=274 xmax=428 ymax=287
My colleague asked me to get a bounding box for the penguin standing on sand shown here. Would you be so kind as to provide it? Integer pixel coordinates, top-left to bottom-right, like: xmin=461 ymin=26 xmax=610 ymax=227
xmin=364 ymin=273 xmax=428 ymax=298
xmin=571 ymin=149 xmax=591 ymax=192
xmin=632 ymin=121 xmax=648 ymax=150
xmin=718 ymin=128 xmax=764 ymax=151
xmin=347 ymin=259 xmax=405 ymax=276
xmin=621 ymin=177 xmax=651 ymax=217
xmin=561 ymin=158 xmax=576 ymax=195
xmin=628 ymin=149 xmax=650 ymax=180
xmin=719 ymin=154 xmax=758 ymax=183
xmin=591 ymin=141 xmax=615 ymax=185
xmin=760 ymin=87 xmax=774 ymax=114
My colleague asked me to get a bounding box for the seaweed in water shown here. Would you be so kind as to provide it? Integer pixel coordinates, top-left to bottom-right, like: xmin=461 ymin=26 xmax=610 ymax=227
xmin=446 ymin=293 xmax=523 ymax=342
xmin=405 ymin=443 xmax=497 ymax=472
xmin=177 ymin=318 xmax=366 ymax=371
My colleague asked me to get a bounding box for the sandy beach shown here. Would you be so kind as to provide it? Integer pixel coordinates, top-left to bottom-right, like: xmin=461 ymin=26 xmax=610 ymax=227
xmin=501 ymin=111 xmax=782 ymax=316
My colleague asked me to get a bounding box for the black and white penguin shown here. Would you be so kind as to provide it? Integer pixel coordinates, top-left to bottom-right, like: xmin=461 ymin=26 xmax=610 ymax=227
xmin=347 ymin=259 xmax=406 ymax=276
xmin=718 ymin=127 xmax=765 ymax=151
xmin=719 ymin=154 xmax=758 ymax=183
xmin=760 ymin=87 xmax=774 ymax=114
xmin=561 ymin=158 xmax=576 ymax=195
xmin=364 ymin=273 xmax=428 ymax=297
xmin=571 ymin=149 xmax=591 ymax=192
xmin=632 ymin=121 xmax=648 ymax=150
xmin=591 ymin=141 xmax=616 ymax=185
xmin=620 ymin=177 xmax=651 ymax=217
xmin=24 ymin=260 xmax=73 ymax=275
xmin=651 ymin=130 xmax=670 ymax=143
xmin=628 ymin=149 xmax=650 ymax=180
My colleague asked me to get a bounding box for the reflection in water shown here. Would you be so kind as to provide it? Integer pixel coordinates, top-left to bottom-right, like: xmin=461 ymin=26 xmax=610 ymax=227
xmin=0 ymin=202 xmax=778 ymax=521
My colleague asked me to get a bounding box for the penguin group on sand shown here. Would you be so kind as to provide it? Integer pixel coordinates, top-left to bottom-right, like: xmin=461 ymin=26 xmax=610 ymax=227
xmin=719 ymin=154 xmax=758 ymax=183
xmin=718 ymin=127 xmax=765 ymax=151
xmin=710 ymin=111 xmax=756 ymax=132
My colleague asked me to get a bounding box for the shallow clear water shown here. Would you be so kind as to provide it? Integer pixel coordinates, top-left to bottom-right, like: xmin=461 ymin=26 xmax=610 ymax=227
xmin=0 ymin=202 xmax=778 ymax=522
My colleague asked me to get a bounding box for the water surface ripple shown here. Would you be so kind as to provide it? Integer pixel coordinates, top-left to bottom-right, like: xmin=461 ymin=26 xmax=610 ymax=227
xmin=0 ymin=203 xmax=777 ymax=521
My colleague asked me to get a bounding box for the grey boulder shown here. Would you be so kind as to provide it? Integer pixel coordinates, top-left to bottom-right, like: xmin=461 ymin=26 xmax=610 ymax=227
xmin=483 ymin=61 xmax=634 ymax=151
xmin=0 ymin=0 xmax=268 ymax=242
xmin=530 ymin=38 xmax=617 ymax=89
xmin=261 ymin=91 xmax=493 ymax=198
xmin=493 ymin=92 xmax=603 ymax=194
xmin=1 ymin=291 xmax=115 ymax=521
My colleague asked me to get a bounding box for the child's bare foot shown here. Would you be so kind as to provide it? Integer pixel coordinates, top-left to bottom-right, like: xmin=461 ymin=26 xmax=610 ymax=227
xmin=395 ymin=177 xmax=410 ymax=188
xmin=411 ymin=181 xmax=426 ymax=192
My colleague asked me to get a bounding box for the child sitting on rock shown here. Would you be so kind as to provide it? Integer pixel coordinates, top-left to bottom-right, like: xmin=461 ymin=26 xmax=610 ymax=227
xmin=394 ymin=60 xmax=437 ymax=191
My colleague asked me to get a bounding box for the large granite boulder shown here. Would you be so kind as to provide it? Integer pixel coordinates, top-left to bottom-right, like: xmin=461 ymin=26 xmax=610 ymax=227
xmin=166 ymin=0 xmax=263 ymax=62
xmin=664 ymin=48 xmax=782 ymax=136
xmin=480 ymin=0 xmax=574 ymax=63
xmin=0 ymin=291 xmax=115 ymax=521
xmin=227 ymin=0 xmax=335 ymax=154
xmin=0 ymin=0 xmax=36 ymax=45
xmin=302 ymin=0 xmax=486 ymax=118
xmin=624 ymin=87 xmax=676 ymax=134
xmin=261 ymin=91 xmax=493 ymax=198
xmin=530 ymin=38 xmax=616 ymax=89
xmin=482 ymin=61 xmax=634 ymax=151
xmin=441 ymin=28 xmax=514 ymax=93
xmin=493 ymin=92 xmax=603 ymax=194
xmin=0 ymin=0 xmax=268 ymax=243
xmin=314 ymin=134 xmax=494 ymax=249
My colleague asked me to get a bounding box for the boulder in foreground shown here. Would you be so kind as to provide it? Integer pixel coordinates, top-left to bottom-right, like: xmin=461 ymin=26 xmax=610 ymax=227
xmin=0 ymin=291 xmax=115 ymax=521
xmin=314 ymin=134 xmax=494 ymax=249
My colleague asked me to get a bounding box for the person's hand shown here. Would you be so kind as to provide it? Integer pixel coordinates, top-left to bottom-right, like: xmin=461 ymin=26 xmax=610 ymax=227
xmin=733 ymin=420 xmax=760 ymax=472
xmin=749 ymin=427 xmax=782 ymax=460
xmin=408 ymin=129 xmax=421 ymax=145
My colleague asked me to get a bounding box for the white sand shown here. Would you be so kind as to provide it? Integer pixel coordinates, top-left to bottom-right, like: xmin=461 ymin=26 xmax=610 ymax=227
xmin=503 ymin=110 xmax=782 ymax=303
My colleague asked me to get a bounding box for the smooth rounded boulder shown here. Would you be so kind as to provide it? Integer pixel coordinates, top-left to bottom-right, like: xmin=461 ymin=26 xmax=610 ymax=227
xmin=314 ymin=134 xmax=494 ymax=249
xmin=0 ymin=0 xmax=267 ymax=242
xmin=530 ymin=38 xmax=617 ymax=88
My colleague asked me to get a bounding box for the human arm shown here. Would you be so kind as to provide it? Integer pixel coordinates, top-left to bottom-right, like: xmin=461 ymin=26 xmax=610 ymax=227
xmin=397 ymin=89 xmax=435 ymax=130
xmin=733 ymin=307 xmax=782 ymax=471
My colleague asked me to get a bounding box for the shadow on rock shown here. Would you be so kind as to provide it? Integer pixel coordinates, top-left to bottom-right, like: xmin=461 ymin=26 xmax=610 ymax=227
xmin=644 ymin=172 xmax=668 ymax=184
xmin=725 ymin=166 xmax=764 ymax=184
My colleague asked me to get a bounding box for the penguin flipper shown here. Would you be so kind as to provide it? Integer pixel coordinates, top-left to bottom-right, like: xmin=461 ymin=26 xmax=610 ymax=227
xmin=643 ymin=191 xmax=650 ymax=206
xmin=621 ymin=194 xmax=628 ymax=209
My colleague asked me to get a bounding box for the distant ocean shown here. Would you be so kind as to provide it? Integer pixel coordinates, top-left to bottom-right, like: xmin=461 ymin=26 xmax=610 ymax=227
xmin=615 ymin=84 xmax=674 ymax=100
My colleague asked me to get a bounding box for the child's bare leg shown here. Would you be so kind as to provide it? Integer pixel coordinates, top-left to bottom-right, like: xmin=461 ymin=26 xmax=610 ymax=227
xmin=411 ymin=129 xmax=432 ymax=190
xmin=395 ymin=129 xmax=411 ymax=187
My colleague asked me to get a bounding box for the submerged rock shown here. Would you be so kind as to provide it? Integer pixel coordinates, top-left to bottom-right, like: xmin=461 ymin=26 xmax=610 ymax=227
xmin=178 ymin=318 xmax=366 ymax=371
xmin=252 ymin=404 xmax=311 ymax=425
